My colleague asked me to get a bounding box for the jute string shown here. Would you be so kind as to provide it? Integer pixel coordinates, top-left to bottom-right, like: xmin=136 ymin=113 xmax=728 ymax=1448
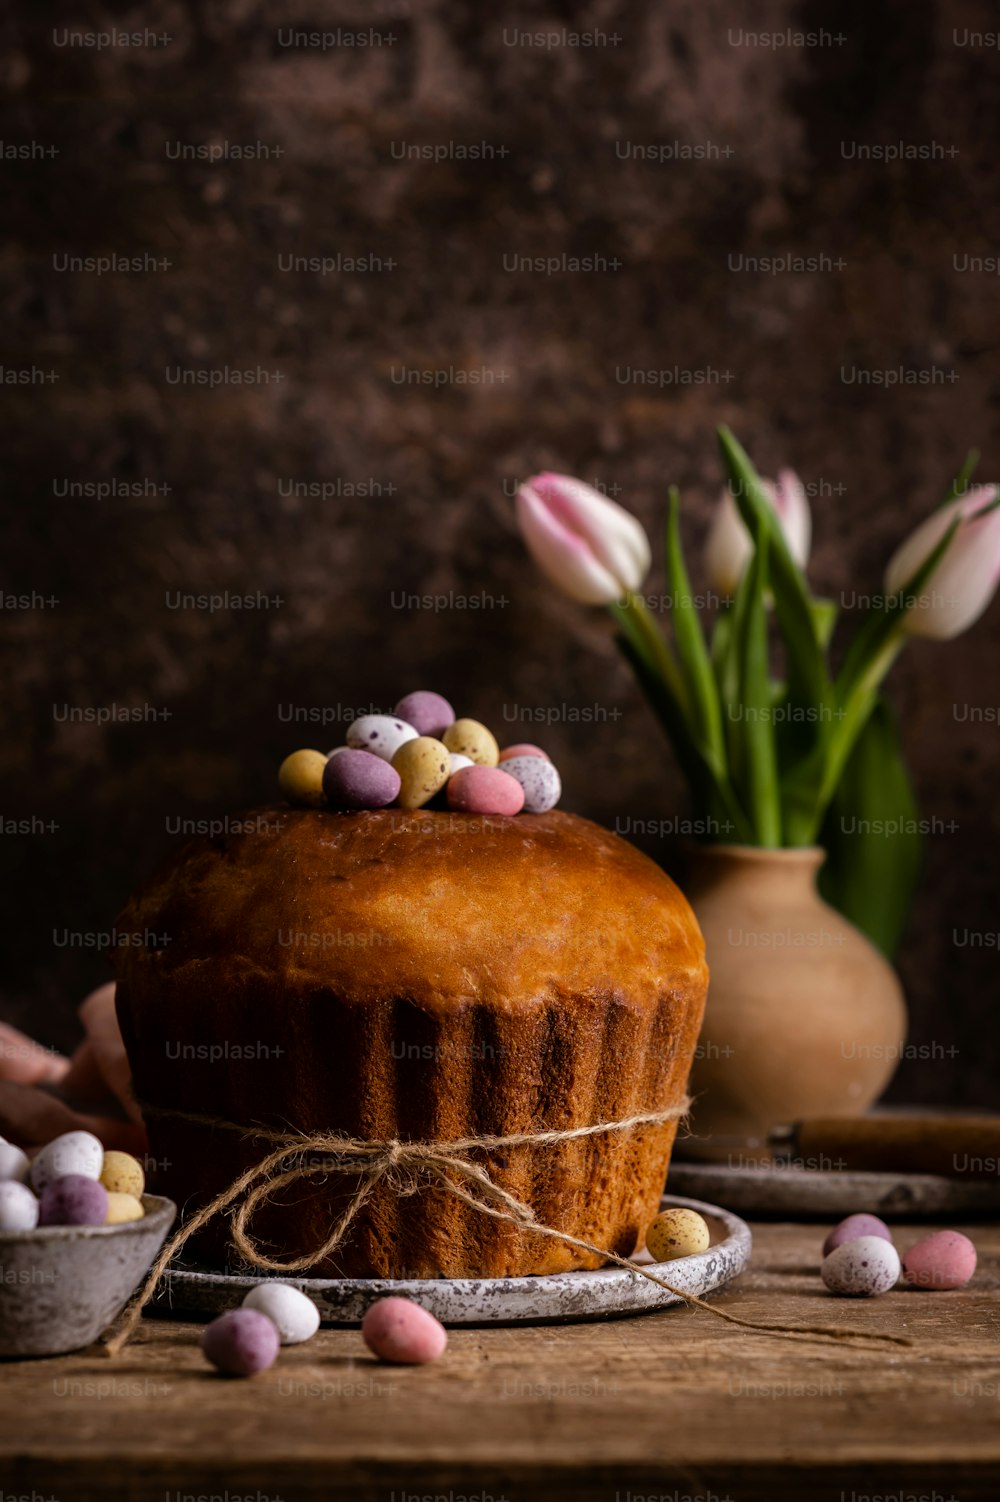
xmin=104 ymin=1098 xmax=912 ymax=1357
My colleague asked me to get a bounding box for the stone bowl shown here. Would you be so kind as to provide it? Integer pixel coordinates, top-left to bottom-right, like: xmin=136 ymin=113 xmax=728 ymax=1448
xmin=0 ymin=1192 xmax=176 ymax=1358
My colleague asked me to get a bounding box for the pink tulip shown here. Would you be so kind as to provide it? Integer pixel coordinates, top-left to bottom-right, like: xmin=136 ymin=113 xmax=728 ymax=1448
xmin=515 ymin=473 xmax=651 ymax=604
xmin=705 ymin=468 xmax=811 ymax=595
xmin=884 ymin=485 xmax=1000 ymax=639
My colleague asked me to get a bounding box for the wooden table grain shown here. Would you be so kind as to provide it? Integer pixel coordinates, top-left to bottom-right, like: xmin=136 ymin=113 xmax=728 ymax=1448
xmin=3 ymin=1220 xmax=998 ymax=1502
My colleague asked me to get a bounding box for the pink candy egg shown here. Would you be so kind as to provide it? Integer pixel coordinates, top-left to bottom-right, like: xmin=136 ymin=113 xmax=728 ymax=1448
xmin=361 ymin=1296 xmax=447 ymax=1365
xmin=323 ymin=748 xmax=401 ymax=810
xmin=822 ymin=1213 xmax=893 ymax=1258
xmin=394 ymin=691 xmax=455 ymax=739
xmin=498 ymin=743 xmax=549 ymax=763
xmin=902 ymin=1230 xmax=977 ymax=1290
xmin=202 ymin=1308 xmax=281 ymax=1377
xmin=446 ymin=765 xmax=525 ymax=816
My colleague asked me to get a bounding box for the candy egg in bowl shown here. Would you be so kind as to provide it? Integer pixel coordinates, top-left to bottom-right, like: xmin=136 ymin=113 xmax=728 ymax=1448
xmin=0 ymin=1192 xmax=176 ymax=1358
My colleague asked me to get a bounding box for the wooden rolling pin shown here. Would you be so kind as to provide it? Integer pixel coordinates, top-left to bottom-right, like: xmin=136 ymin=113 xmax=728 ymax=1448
xmin=771 ymin=1115 xmax=1000 ymax=1177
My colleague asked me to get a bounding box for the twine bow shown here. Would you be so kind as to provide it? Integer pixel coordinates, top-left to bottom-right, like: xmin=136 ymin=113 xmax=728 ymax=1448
xmin=104 ymin=1099 xmax=913 ymax=1357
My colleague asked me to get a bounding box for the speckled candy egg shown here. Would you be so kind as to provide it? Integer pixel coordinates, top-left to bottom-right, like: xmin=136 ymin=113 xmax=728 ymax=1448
xmin=0 ymin=1181 xmax=39 ymax=1231
xmin=442 ymin=718 xmax=499 ymax=767
xmin=392 ymin=736 xmax=452 ymax=810
xmin=30 ymin=1130 xmax=104 ymax=1193
xmin=393 ymin=691 xmax=455 ymax=739
xmin=202 ymin=1308 xmax=281 ymax=1377
xmin=100 ymin=1150 xmax=145 ymax=1198
xmin=645 ymin=1207 xmax=711 ymax=1262
xmin=104 ymin=1192 xmax=145 ymax=1225
xmin=38 ymin=1174 xmax=109 ymax=1228
xmin=821 ymin=1234 xmax=901 ymax=1296
xmin=498 ymin=744 xmax=549 ymax=762
xmin=498 ymin=755 xmax=561 ymax=814
xmin=446 ymin=765 xmax=524 ymax=816
xmin=243 ymin=1282 xmax=321 ymax=1344
xmin=822 ymin=1213 xmax=893 ymax=1257
xmin=277 ymin=748 xmax=328 ymax=807
xmin=902 ymin=1230 xmax=977 ymax=1290
xmin=0 ymin=1142 xmax=31 ymax=1184
xmin=323 ymin=748 xmax=401 ymax=810
xmin=361 ymin=1296 xmax=447 ymax=1365
xmin=346 ymin=714 xmax=418 ymax=763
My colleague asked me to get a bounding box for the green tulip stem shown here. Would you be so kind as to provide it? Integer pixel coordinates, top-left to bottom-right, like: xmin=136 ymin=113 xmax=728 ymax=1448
xmin=610 ymin=592 xmax=689 ymax=716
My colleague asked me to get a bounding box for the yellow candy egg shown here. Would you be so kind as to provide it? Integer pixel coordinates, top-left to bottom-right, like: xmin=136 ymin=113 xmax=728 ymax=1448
xmin=278 ymin=749 xmax=328 ymax=807
xmin=645 ymin=1207 xmax=711 ymax=1262
xmin=100 ymin=1150 xmax=145 ymax=1198
xmin=392 ymin=736 xmax=452 ymax=810
xmin=104 ymin=1192 xmax=145 ymax=1225
xmin=442 ymin=719 xmax=499 ymax=767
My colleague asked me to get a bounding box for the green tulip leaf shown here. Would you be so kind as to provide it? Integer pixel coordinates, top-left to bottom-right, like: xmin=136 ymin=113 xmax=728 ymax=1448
xmin=665 ymin=486 xmax=726 ymax=777
xmin=733 ymin=530 xmax=782 ymax=845
xmin=614 ymin=629 xmax=753 ymax=843
xmin=714 ymin=542 xmax=756 ymax=812
xmin=818 ymin=698 xmax=922 ymax=957
xmin=941 ymin=448 xmax=979 ymax=508
xmin=717 ymin=426 xmax=832 ymax=718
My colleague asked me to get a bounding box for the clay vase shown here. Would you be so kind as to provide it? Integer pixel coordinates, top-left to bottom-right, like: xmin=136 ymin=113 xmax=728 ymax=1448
xmin=684 ymin=845 xmax=907 ymax=1142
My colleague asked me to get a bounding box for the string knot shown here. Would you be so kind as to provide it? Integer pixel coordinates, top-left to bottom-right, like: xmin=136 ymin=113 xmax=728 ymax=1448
xmin=103 ymin=1094 xmax=913 ymax=1359
xmin=383 ymin=1138 xmax=405 ymax=1168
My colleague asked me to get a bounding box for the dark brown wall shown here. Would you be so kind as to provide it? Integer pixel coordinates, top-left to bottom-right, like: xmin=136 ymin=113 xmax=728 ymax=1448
xmin=2 ymin=0 xmax=998 ymax=1104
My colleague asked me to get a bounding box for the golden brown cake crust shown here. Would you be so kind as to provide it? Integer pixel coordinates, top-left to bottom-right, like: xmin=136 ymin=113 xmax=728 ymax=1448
xmin=115 ymin=807 xmax=708 ymax=1278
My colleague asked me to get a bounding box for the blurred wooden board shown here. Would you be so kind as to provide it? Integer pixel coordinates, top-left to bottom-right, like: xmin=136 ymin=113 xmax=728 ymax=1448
xmin=669 ymin=1161 xmax=1000 ymax=1218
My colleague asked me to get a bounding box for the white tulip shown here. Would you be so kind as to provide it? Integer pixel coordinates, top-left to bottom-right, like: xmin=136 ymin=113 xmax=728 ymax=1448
xmin=515 ymin=473 xmax=651 ymax=605
xmin=705 ymin=468 xmax=811 ymax=596
xmin=884 ymin=485 xmax=1000 ymax=639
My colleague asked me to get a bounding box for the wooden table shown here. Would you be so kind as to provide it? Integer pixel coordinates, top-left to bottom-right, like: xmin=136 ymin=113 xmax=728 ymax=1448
xmin=3 ymin=1219 xmax=998 ymax=1501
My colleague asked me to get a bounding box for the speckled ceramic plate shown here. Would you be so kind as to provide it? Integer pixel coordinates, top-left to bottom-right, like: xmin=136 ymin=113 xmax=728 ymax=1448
xmin=152 ymin=1194 xmax=750 ymax=1325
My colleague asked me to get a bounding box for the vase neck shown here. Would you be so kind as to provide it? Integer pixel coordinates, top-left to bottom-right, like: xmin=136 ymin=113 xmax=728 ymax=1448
xmin=687 ymin=844 xmax=826 ymax=900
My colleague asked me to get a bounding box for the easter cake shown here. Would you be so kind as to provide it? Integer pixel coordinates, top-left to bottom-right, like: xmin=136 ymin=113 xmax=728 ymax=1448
xmin=114 ymin=695 xmax=708 ymax=1280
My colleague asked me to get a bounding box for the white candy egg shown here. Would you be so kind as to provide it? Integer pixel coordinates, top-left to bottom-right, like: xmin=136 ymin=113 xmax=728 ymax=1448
xmin=498 ymin=755 xmax=562 ymax=813
xmin=447 ymin=753 xmax=474 ymax=776
xmin=346 ymin=715 xmax=418 ymax=763
xmin=821 ymin=1234 xmax=901 ymax=1297
xmin=0 ymin=1143 xmax=31 ymax=1184
xmin=0 ymin=1181 xmax=40 ymax=1231
xmin=243 ymin=1282 xmax=321 ymax=1344
xmin=30 ymin=1130 xmax=104 ymax=1193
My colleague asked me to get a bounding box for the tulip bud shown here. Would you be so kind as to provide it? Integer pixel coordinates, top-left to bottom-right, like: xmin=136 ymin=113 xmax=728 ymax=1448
xmin=705 ymin=468 xmax=811 ymax=596
xmin=884 ymin=485 xmax=1000 ymax=639
xmin=515 ymin=473 xmax=651 ymax=605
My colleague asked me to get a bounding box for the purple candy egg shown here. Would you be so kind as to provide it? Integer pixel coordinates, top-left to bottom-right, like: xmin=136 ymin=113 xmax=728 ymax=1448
xmin=498 ymin=755 xmax=561 ymax=813
xmin=202 ymin=1308 xmax=281 ymax=1377
xmin=322 ymin=747 xmax=401 ymax=810
xmin=38 ymin=1173 xmax=109 ymax=1227
xmin=393 ymin=691 xmax=455 ymax=739
xmin=822 ymin=1213 xmax=893 ymax=1257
